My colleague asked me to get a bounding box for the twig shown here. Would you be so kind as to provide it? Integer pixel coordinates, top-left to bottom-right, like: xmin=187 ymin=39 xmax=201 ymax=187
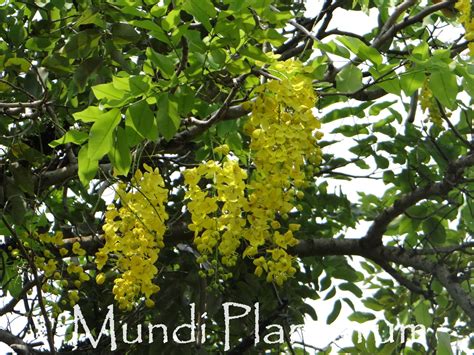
xmin=406 ymin=90 xmax=418 ymax=124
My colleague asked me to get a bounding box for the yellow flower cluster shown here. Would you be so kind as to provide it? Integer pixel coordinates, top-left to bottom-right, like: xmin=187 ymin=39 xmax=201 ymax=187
xmin=243 ymin=60 xmax=322 ymax=285
xmin=96 ymin=164 xmax=168 ymax=310
xmin=420 ymin=78 xmax=443 ymax=127
xmin=184 ymin=158 xmax=248 ymax=269
xmin=185 ymin=60 xmax=322 ymax=286
xmin=456 ymin=0 xmax=474 ymax=55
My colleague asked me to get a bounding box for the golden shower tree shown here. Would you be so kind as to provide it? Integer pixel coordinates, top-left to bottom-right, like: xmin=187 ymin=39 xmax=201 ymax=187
xmin=0 ymin=0 xmax=473 ymax=353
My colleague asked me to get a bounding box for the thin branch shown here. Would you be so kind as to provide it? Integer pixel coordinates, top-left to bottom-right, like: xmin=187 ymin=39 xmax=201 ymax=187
xmin=0 ymin=100 xmax=46 ymax=109
xmin=322 ymin=29 xmax=371 ymax=45
xmin=0 ymin=279 xmax=39 ymax=316
xmin=0 ymin=79 xmax=37 ymax=100
xmin=373 ymin=1 xmax=456 ymax=50
xmin=406 ymin=90 xmax=418 ymax=124
xmin=435 ymin=100 xmax=472 ymax=148
xmin=375 ymin=0 xmax=417 ymax=47
xmin=377 ymin=260 xmax=429 ymax=297
xmin=407 ymin=242 xmax=474 ymax=255
xmin=156 ymin=75 xmax=251 ymax=152
xmin=292 ymin=239 xmax=474 ymax=324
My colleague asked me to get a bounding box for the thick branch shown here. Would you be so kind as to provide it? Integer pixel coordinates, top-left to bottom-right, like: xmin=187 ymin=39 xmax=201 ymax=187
xmin=293 ymin=239 xmax=474 ymax=324
xmin=372 ymin=246 xmax=474 ymax=324
xmin=360 ymin=152 xmax=474 ymax=248
xmin=35 ymin=163 xmax=112 ymax=191
xmin=375 ymin=0 xmax=417 ymax=47
xmin=0 ymin=329 xmax=40 ymax=355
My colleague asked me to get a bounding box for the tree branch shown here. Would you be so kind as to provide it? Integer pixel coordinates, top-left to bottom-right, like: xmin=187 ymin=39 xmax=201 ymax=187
xmin=0 ymin=328 xmax=42 ymax=355
xmin=360 ymin=152 xmax=474 ymax=248
xmin=292 ymin=239 xmax=474 ymax=324
xmin=0 ymin=279 xmax=39 ymax=316
xmin=373 ymin=1 xmax=456 ymax=50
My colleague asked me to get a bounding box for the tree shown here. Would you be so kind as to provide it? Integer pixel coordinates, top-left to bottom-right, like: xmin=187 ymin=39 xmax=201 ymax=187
xmin=0 ymin=0 xmax=473 ymax=353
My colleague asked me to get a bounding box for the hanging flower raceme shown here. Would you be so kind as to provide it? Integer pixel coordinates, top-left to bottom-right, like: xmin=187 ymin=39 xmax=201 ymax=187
xmin=184 ymin=158 xmax=248 ymax=270
xmin=243 ymin=59 xmax=323 ymax=285
xmin=420 ymin=78 xmax=443 ymax=127
xmin=455 ymin=0 xmax=474 ymax=55
xmin=95 ymin=164 xmax=168 ymax=310
xmin=185 ymin=59 xmax=323 ymax=286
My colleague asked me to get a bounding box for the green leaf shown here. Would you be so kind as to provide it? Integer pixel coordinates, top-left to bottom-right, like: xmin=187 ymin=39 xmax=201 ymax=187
xmin=42 ymin=54 xmax=73 ymax=74
xmin=326 ymin=300 xmax=342 ymax=325
xmin=88 ymin=109 xmax=122 ymax=160
xmin=62 ymin=29 xmax=101 ymax=59
xmin=338 ymin=36 xmax=382 ymax=66
xmin=9 ymin=23 xmax=27 ymax=46
xmin=374 ymin=155 xmax=389 ymax=169
xmin=11 ymin=164 xmax=34 ymax=195
xmin=240 ymin=45 xmax=272 ymax=63
xmin=336 ymin=64 xmax=363 ymax=93
xmin=414 ymin=301 xmax=432 ymax=328
xmin=111 ymin=23 xmax=140 ymax=44
xmin=146 ymin=48 xmax=175 ymax=78
xmin=322 ymin=102 xmax=372 ymax=123
xmin=182 ymin=0 xmax=217 ymax=32
xmin=78 ymin=144 xmax=98 ymax=186
xmin=4 ymin=57 xmax=31 ymax=72
xmin=332 ymin=265 xmax=360 ymax=282
xmin=369 ymin=64 xmax=401 ymax=95
xmin=73 ymin=106 xmax=103 ymax=123
xmin=132 ymin=19 xmax=162 ymax=33
xmin=462 ymin=71 xmax=474 ymax=97
xmin=49 ymin=130 xmax=88 ymax=148
xmin=436 ymin=331 xmax=453 ymax=355
xmin=92 ymin=83 xmax=126 ymax=101
xmin=75 ymin=9 xmax=106 ymax=28
xmin=400 ymin=69 xmax=425 ymax=96
xmin=7 ymin=273 xmax=23 ymax=298
xmin=129 ymin=76 xmax=151 ymax=96
xmin=339 ymin=282 xmax=363 ymax=298
xmin=161 ymin=9 xmax=181 ymax=32
xmin=348 ymin=311 xmax=376 ymax=323
xmin=429 ymin=70 xmax=457 ymax=110
xmin=422 ymin=217 xmax=446 ymax=245
xmin=314 ymin=41 xmax=351 ymax=59
xmin=369 ymin=100 xmax=396 ymax=116
xmin=25 ymin=37 xmax=56 ymax=51
xmin=126 ymin=100 xmax=158 ymax=141
xmin=333 ymin=123 xmax=370 ymax=137
xmin=108 ymin=127 xmax=131 ymax=176
xmin=73 ymin=57 xmax=103 ymax=93
xmin=411 ymin=42 xmax=429 ymax=61
xmin=156 ymin=93 xmax=180 ymax=141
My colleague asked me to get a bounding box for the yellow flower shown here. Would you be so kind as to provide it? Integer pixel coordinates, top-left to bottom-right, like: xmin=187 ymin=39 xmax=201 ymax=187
xmin=95 ymin=164 xmax=169 ymax=309
xmin=96 ymin=273 xmax=106 ymax=285
xmin=72 ymin=242 xmax=86 ymax=256
xmin=213 ymin=144 xmax=230 ymax=155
